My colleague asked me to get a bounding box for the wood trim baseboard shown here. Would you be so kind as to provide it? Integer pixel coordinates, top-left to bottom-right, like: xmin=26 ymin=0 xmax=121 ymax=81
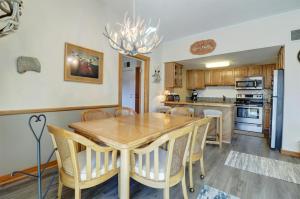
xmin=0 ymin=161 xmax=57 ymax=186
xmin=0 ymin=104 xmax=119 ymax=116
xmin=281 ymin=150 xmax=300 ymax=158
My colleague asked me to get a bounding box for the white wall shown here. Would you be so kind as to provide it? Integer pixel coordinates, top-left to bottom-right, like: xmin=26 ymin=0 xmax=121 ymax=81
xmin=0 ymin=0 xmax=131 ymax=110
xmin=0 ymin=0 xmax=132 ymax=175
xmin=197 ymin=87 xmax=236 ymax=98
xmin=0 ymin=0 xmax=165 ymax=175
xmin=160 ymin=9 xmax=300 ymax=153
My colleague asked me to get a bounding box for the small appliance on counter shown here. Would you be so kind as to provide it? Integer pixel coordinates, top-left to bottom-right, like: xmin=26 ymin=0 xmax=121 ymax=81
xmin=191 ymin=90 xmax=198 ymax=102
xmin=166 ymin=93 xmax=180 ymax=102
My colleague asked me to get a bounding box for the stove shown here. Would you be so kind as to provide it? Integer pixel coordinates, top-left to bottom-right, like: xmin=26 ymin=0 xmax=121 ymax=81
xmin=234 ymin=94 xmax=264 ymax=133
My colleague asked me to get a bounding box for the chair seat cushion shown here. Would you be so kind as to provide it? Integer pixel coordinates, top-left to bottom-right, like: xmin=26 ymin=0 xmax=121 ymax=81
xmin=133 ymin=148 xmax=168 ymax=181
xmin=63 ymin=150 xmax=119 ymax=181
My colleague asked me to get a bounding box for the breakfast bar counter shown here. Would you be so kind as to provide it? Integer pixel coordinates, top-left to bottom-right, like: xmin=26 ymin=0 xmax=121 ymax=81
xmin=164 ymin=100 xmax=235 ymax=143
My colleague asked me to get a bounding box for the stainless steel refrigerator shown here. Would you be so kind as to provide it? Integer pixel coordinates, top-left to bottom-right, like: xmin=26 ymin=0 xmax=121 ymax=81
xmin=270 ymin=70 xmax=284 ymax=150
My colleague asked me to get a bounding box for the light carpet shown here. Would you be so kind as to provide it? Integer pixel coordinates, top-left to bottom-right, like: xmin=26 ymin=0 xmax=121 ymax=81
xmin=197 ymin=185 xmax=240 ymax=199
xmin=225 ymin=150 xmax=300 ymax=184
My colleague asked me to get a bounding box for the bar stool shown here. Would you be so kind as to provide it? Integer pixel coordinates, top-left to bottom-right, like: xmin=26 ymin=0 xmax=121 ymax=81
xmin=203 ymin=109 xmax=222 ymax=148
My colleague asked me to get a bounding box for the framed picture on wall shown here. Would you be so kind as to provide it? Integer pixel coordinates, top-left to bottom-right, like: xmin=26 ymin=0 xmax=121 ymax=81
xmin=64 ymin=43 xmax=103 ymax=84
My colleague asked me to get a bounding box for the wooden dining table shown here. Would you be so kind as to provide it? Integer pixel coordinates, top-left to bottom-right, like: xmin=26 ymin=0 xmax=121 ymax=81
xmin=69 ymin=112 xmax=196 ymax=199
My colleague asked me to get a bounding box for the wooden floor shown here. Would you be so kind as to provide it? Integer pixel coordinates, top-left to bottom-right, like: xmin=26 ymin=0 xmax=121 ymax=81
xmin=1 ymin=133 xmax=300 ymax=199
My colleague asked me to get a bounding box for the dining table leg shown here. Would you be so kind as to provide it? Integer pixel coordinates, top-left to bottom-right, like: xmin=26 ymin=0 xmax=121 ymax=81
xmin=120 ymin=148 xmax=130 ymax=199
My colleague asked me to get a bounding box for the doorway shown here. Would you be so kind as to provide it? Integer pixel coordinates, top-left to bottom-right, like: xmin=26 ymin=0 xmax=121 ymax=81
xmin=119 ymin=54 xmax=150 ymax=113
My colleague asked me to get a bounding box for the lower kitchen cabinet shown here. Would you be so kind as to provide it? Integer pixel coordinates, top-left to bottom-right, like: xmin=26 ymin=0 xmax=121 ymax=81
xmin=264 ymin=107 xmax=271 ymax=130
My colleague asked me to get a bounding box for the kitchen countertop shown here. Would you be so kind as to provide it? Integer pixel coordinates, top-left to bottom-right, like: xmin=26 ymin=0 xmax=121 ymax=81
xmin=164 ymin=100 xmax=235 ymax=108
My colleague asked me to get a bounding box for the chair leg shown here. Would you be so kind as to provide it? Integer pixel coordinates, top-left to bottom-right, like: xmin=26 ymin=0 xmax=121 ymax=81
xmin=200 ymin=156 xmax=205 ymax=179
xmin=189 ymin=160 xmax=194 ymax=192
xmin=74 ymin=187 xmax=81 ymax=199
xmin=57 ymin=179 xmax=63 ymax=199
xmin=181 ymin=172 xmax=188 ymax=199
xmin=163 ymin=187 xmax=170 ymax=199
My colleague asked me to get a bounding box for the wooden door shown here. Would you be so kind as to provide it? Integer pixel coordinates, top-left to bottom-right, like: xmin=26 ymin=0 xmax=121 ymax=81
xmin=211 ymin=69 xmax=223 ymax=86
xmin=135 ymin=67 xmax=141 ymax=113
xmin=264 ymin=107 xmax=271 ymax=130
xmin=234 ymin=67 xmax=248 ymax=79
xmin=222 ymin=68 xmax=235 ymax=86
xmin=165 ymin=62 xmax=175 ymax=88
xmin=174 ymin=63 xmax=183 ymax=88
xmin=263 ymin=64 xmax=275 ymax=89
xmin=187 ymin=70 xmax=205 ymax=89
xmin=277 ymin=47 xmax=285 ymax=69
xmin=248 ymin=65 xmax=263 ymax=76
xmin=205 ymin=70 xmax=212 ymax=86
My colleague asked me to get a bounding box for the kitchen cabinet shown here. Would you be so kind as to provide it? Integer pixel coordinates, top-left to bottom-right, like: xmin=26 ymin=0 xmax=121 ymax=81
xmin=186 ymin=70 xmax=205 ymax=89
xmin=264 ymin=107 xmax=271 ymax=130
xmin=211 ymin=69 xmax=223 ymax=86
xmin=165 ymin=62 xmax=183 ymax=88
xmin=205 ymin=69 xmax=223 ymax=86
xmin=222 ymin=68 xmax=235 ymax=86
xmin=276 ymin=47 xmax=285 ymax=69
xmin=248 ymin=65 xmax=263 ymax=76
xmin=263 ymin=64 xmax=275 ymax=89
xmin=205 ymin=70 xmax=213 ymax=86
xmin=234 ymin=67 xmax=248 ymax=79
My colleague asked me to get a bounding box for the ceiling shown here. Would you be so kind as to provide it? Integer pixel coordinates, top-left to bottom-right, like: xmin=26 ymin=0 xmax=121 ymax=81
xmin=177 ymin=46 xmax=281 ymax=69
xmin=136 ymin=0 xmax=300 ymax=41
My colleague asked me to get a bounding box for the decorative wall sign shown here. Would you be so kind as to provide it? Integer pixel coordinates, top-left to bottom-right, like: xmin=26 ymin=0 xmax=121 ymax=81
xmin=17 ymin=56 xmax=41 ymax=73
xmin=190 ymin=39 xmax=216 ymax=55
xmin=64 ymin=43 xmax=103 ymax=84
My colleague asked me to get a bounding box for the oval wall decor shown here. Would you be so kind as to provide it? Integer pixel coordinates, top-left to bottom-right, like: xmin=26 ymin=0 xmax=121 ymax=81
xmin=190 ymin=39 xmax=216 ymax=55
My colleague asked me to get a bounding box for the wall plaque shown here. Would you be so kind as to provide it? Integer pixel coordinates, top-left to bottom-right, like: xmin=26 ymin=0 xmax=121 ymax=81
xmin=190 ymin=39 xmax=216 ymax=55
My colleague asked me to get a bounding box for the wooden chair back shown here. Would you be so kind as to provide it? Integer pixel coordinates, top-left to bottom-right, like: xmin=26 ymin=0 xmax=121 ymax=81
xmin=48 ymin=125 xmax=118 ymax=183
xmin=166 ymin=107 xmax=194 ymax=117
xmin=115 ymin=107 xmax=137 ymax=117
xmin=190 ymin=117 xmax=211 ymax=156
xmin=81 ymin=109 xmax=113 ymax=121
xmin=131 ymin=123 xmax=194 ymax=181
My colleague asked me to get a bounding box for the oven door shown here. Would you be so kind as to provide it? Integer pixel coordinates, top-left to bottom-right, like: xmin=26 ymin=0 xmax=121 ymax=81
xmin=235 ymin=106 xmax=263 ymax=124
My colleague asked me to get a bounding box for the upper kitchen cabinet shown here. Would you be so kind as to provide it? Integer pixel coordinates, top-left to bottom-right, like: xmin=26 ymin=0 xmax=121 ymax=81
xmin=222 ymin=68 xmax=235 ymax=86
xmin=206 ymin=69 xmax=223 ymax=86
xmin=234 ymin=67 xmax=248 ymax=79
xmin=165 ymin=62 xmax=183 ymax=88
xmin=276 ymin=47 xmax=285 ymax=69
xmin=263 ymin=64 xmax=276 ymax=89
xmin=186 ymin=70 xmax=205 ymax=89
xmin=248 ymin=65 xmax=263 ymax=76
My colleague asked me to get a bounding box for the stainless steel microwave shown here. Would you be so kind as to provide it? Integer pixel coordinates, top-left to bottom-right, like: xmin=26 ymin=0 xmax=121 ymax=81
xmin=235 ymin=76 xmax=264 ymax=90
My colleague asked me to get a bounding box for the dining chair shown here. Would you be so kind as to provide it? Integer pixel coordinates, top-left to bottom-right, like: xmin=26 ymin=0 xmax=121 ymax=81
xmin=48 ymin=125 xmax=119 ymax=199
xmin=166 ymin=107 xmax=194 ymax=117
xmin=114 ymin=107 xmax=137 ymax=117
xmin=188 ymin=117 xmax=211 ymax=192
xmin=81 ymin=109 xmax=113 ymax=122
xmin=130 ymin=123 xmax=194 ymax=199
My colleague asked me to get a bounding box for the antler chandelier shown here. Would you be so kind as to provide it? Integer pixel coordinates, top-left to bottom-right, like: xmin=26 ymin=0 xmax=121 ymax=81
xmin=0 ymin=0 xmax=23 ymax=37
xmin=103 ymin=0 xmax=162 ymax=56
